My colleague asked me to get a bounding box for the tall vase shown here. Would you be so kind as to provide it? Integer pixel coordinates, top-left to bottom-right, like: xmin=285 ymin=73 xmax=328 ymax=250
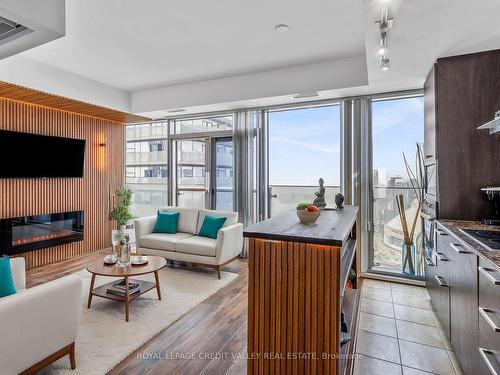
xmin=401 ymin=243 xmax=416 ymax=275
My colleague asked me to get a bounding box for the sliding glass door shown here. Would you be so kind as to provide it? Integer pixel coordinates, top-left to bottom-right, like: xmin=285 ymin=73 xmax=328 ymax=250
xmin=267 ymin=105 xmax=341 ymax=217
xmin=170 ymin=115 xmax=235 ymax=210
xmin=213 ymin=137 xmax=234 ymax=211
xmin=368 ymin=95 xmax=424 ymax=277
xmin=174 ymin=139 xmax=208 ymax=209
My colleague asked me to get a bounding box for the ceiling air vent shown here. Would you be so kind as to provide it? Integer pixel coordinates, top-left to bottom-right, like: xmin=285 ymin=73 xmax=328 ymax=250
xmin=0 ymin=16 xmax=32 ymax=45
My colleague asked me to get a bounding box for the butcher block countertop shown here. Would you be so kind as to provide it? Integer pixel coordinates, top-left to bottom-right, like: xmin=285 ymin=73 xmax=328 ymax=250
xmin=243 ymin=205 xmax=358 ymax=247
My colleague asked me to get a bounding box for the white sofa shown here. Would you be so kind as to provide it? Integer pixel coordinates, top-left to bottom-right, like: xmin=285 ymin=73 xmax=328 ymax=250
xmin=135 ymin=207 xmax=243 ymax=278
xmin=0 ymin=257 xmax=83 ymax=375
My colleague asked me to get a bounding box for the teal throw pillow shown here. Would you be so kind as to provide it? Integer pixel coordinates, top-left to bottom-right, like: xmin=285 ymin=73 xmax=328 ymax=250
xmin=153 ymin=211 xmax=180 ymax=234
xmin=198 ymin=215 xmax=227 ymax=239
xmin=0 ymin=255 xmax=16 ymax=298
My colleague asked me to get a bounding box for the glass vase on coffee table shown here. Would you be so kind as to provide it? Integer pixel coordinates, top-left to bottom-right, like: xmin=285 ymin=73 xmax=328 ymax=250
xmin=118 ymin=243 xmax=131 ymax=267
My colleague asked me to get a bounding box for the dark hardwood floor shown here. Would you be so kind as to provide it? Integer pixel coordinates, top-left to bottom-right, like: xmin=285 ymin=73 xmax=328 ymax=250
xmin=26 ymin=252 xmax=248 ymax=375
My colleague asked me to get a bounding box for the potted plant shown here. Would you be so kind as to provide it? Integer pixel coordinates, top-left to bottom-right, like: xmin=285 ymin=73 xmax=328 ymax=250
xmin=110 ymin=186 xmax=133 ymax=244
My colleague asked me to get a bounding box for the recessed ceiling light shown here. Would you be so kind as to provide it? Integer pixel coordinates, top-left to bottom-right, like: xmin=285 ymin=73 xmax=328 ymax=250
xmin=168 ymin=108 xmax=186 ymax=113
xmin=274 ymin=24 xmax=290 ymax=33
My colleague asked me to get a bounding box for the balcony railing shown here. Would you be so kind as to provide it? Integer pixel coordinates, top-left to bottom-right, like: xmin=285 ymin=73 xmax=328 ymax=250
xmin=126 ymin=125 xmax=168 ymax=141
xmin=126 ymin=151 xmax=167 ymax=165
xmin=126 ymin=177 xmax=168 ymax=184
xmin=178 ymin=151 xmax=205 ymax=164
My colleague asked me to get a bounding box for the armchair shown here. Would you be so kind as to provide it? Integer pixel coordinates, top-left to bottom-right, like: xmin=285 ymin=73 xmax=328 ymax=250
xmin=0 ymin=257 xmax=83 ymax=375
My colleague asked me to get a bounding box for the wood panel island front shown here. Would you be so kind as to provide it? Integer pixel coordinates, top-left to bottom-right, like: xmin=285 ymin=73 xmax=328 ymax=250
xmin=244 ymin=206 xmax=360 ymax=375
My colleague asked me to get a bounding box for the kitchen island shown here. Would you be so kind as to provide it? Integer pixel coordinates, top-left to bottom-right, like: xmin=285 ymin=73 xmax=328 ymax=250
xmin=244 ymin=206 xmax=359 ymax=375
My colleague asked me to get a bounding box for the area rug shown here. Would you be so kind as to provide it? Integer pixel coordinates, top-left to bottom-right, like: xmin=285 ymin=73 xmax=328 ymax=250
xmin=39 ymin=266 xmax=239 ymax=375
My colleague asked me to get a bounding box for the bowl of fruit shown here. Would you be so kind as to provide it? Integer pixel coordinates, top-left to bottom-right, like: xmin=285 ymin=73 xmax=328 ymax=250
xmin=296 ymin=203 xmax=321 ymax=224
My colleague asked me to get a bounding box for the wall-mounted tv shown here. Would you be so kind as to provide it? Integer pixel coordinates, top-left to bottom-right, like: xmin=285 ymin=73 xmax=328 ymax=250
xmin=0 ymin=130 xmax=86 ymax=178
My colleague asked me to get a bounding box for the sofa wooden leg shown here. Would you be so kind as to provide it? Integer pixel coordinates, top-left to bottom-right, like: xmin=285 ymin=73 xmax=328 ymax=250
xmin=216 ymin=267 xmax=221 ymax=280
xmin=69 ymin=342 xmax=76 ymax=370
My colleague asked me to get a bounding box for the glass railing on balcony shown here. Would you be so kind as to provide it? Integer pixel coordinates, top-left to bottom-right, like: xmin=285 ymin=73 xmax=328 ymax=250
xmin=178 ymin=176 xmax=205 ymax=187
xmin=129 ymin=189 xmax=168 ymax=217
xmin=178 ymin=151 xmax=205 ymax=164
xmin=371 ymin=186 xmax=423 ymax=276
xmin=126 ymin=151 xmax=168 ymax=165
xmin=269 ymin=185 xmax=341 ymax=217
xmin=126 ymin=177 xmax=168 ymax=184
xmin=126 ymin=124 xmax=168 ymax=141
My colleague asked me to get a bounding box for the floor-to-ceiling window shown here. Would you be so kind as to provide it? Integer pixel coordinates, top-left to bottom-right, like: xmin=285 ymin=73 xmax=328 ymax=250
xmin=125 ymin=122 xmax=169 ymax=217
xmin=368 ymin=95 xmax=424 ymax=277
xmin=267 ymin=105 xmax=341 ymax=217
xmin=170 ymin=115 xmax=234 ymax=210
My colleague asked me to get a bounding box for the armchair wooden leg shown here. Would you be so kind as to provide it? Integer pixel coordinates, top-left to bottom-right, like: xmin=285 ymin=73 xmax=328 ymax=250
xmin=216 ymin=266 xmax=221 ymax=280
xmin=69 ymin=342 xmax=76 ymax=370
xmin=20 ymin=342 xmax=76 ymax=375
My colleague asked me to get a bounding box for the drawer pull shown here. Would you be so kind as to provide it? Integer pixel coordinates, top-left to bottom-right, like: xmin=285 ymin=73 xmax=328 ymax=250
xmin=436 ymin=229 xmax=448 ymax=236
xmin=450 ymin=243 xmax=469 ymax=254
xmin=436 ymin=252 xmax=449 ymax=262
xmin=435 ymin=275 xmax=448 ymax=287
xmin=479 ymin=348 xmax=500 ymax=375
xmin=425 ymin=257 xmax=435 ymax=267
xmin=480 ymin=307 xmax=500 ymax=332
xmin=479 ymin=267 xmax=500 ymax=285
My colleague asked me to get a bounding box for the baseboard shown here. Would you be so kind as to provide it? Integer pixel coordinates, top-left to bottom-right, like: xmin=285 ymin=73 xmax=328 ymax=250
xmin=358 ymin=272 xmax=426 ymax=286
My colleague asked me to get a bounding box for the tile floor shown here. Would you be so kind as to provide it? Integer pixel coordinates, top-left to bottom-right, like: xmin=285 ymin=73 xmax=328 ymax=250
xmin=353 ymin=278 xmax=463 ymax=375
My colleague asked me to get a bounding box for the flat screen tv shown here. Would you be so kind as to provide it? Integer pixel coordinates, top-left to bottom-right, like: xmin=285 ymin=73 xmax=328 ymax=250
xmin=0 ymin=130 xmax=86 ymax=178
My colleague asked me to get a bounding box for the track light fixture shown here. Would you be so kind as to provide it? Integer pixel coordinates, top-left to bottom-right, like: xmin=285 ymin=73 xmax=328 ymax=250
xmin=378 ymin=31 xmax=388 ymax=56
xmin=376 ymin=0 xmax=393 ymax=70
xmin=380 ymin=57 xmax=390 ymax=71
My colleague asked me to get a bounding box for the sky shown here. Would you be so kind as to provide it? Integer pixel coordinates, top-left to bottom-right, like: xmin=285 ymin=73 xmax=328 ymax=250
xmin=269 ymin=105 xmax=341 ymax=186
xmin=372 ymin=97 xmax=424 ymax=186
xmin=268 ymin=96 xmax=424 ymax=187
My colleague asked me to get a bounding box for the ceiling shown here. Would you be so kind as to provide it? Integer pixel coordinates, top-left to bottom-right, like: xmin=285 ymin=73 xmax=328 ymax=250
xmin=0 ymin=0 xmax=499 ymax=116
xmin=20 ymin=0 xmax=365 ymax=91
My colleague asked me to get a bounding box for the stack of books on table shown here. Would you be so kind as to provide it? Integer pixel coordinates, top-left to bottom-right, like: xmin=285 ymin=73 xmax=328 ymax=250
xmin=107 ymin=280 xmax=141 ymax=296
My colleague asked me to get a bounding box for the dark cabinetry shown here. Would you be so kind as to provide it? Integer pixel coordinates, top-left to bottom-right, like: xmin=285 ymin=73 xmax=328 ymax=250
xmin=424 ymin=50 xmax=500 ymax=220
xmin=448 ymin=239 xmax=479 ymax=374
xmin=432 ymin=226 xmax=451 ymax=339
xmin=428 ymin=223 xmax=479 ymax=375
xmin=478 ymin=257 xmax=500 ymax=374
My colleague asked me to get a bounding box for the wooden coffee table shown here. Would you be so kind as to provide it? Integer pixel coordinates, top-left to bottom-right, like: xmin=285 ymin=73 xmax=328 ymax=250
xmin=86 ymin=255 xmax=167 ymax=322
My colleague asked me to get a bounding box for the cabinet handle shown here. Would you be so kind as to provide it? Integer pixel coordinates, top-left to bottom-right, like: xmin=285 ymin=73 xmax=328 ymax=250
xmin=436 ymin=252 xmax=449 ymax=262
xmin=479 ymin=307 xmax=500 ymax=332
xmin=436 ymin=229 xmax=448 ymax=236
xmin=435 ymin=275 xmax=448 ymax=287
xmin=479 ymin=267 xmax=500 ymax=285
xmin=450 ymin=243 xmax=469 ymax=254
xmin=479 ymin=348 xmax=500 ymax=375
xmin=425 ymin=257 xmax=435 ymax=267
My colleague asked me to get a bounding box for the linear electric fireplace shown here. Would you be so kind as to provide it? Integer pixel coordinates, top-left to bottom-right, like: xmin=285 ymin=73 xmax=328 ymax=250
xmin=0 ymin=210 xmax=83 ymax=255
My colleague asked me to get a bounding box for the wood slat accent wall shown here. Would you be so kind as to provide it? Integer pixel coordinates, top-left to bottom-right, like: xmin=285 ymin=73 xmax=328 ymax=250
xmin=248 ymin=238 xmax=341 ymax=375
xmin=0 ymin=97 xmax=124 ymax=269
xmin=0 ymin=81 xmax=151 ymax=124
